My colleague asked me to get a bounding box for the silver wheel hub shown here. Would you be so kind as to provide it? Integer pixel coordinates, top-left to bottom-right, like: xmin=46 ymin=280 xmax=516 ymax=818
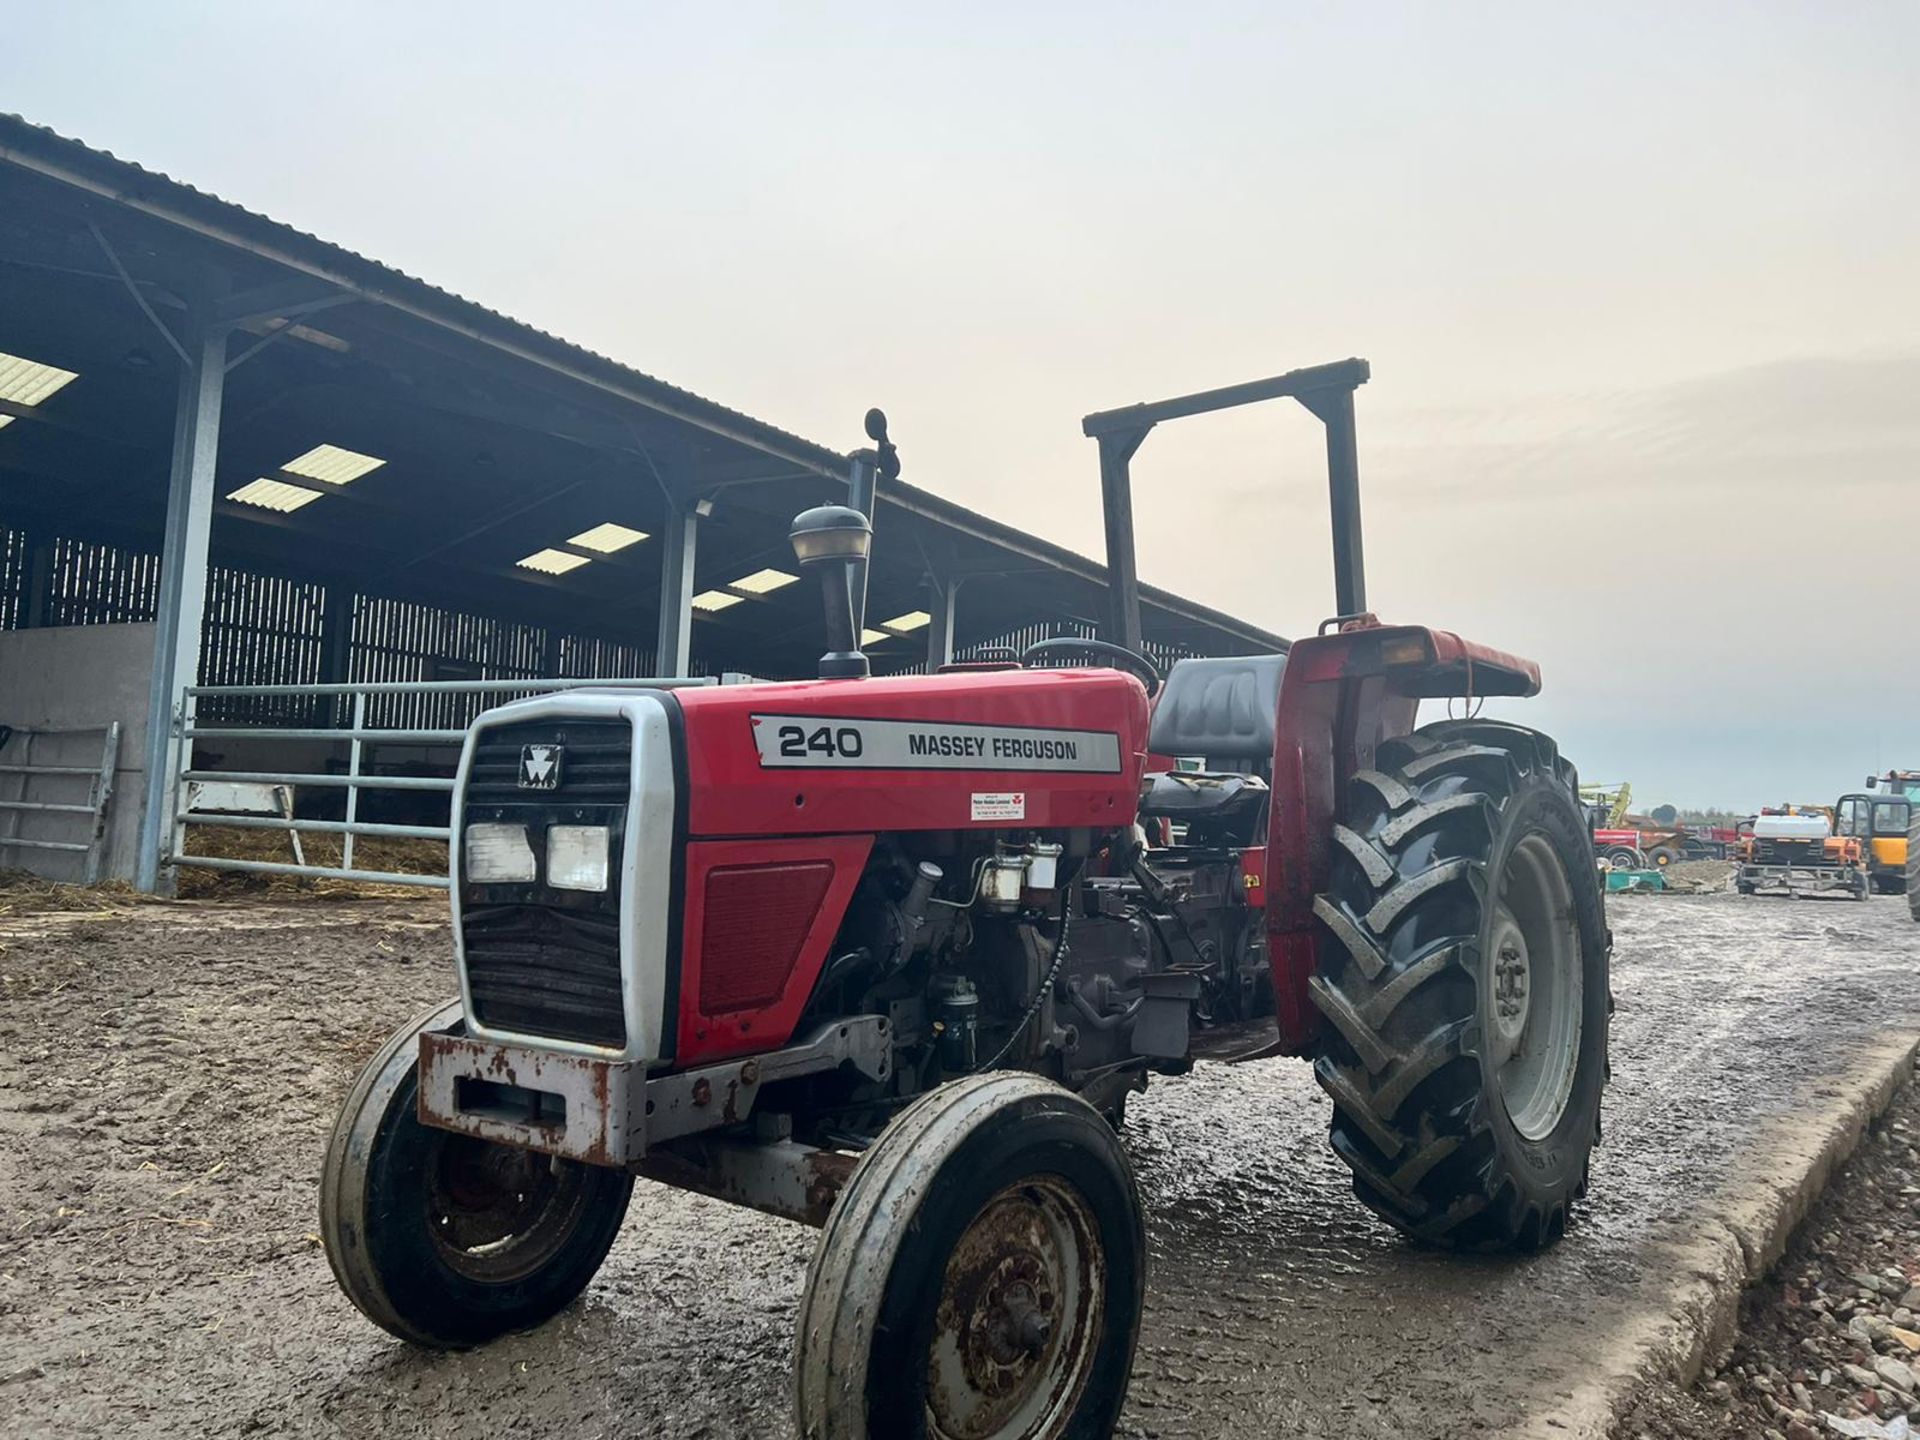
xmin=1487 ymin=833 xmax=1584 ymax=1143
xmin=928 ymin=1178 xmax=1104 ymax=1440
xmin=1489 ymin=922 xmax=1531 ymax=1052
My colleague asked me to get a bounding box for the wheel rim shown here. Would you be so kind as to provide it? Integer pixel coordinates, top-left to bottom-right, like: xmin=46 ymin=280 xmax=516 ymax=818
xmin=1486 ymin=832 xmax=1584 ymax=1142
xmin=925 ymin=1176 xmax=1105 ymax=1440
xmin=422 ymin=1129 xmax=593 ymax=1283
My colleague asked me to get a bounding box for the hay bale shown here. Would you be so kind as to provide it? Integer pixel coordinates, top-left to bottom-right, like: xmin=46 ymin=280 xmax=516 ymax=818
xmin=175 ymin=825 xmax=447 ymax=900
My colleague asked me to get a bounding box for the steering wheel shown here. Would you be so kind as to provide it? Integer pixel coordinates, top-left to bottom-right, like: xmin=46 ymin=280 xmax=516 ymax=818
xmin=1019 ymin=638 xmax=1163 ymax=698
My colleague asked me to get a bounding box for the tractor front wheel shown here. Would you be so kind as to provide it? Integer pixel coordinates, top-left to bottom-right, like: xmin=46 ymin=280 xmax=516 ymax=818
xmin=794 ymin=1072 xmax=1144 ymax=1439
xmin=319 ymin=999 xmax=634 ymax=1348
xmin=1309 ymin=720 xmax=1611 ymax=1250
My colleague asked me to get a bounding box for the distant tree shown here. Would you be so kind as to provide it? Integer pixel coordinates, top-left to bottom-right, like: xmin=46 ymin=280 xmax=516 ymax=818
xmin=1650 ymin=803 xmax=1678 ymax=826
xmin=1678 ymin=807 xmax=1743 ymax=826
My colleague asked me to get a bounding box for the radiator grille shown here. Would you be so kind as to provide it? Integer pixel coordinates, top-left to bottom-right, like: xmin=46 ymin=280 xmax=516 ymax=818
xmin=1754 ymin=838 xmax=1830 ymax=867
xmin=465 ymin=719 xmax=633 ymax=805
xmin=699 ymin=862 xmax=833 ymax=1014
xmin=463 ymin=903 xmax=626 ymax=1047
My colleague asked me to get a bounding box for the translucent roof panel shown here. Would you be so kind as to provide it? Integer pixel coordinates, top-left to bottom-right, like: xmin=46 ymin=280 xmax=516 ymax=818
xmin=0 ymin=351 xmax=79 ymax=408
xmin=692 ymin=589 xmax=744 ymax=613
xmin=568 ymin=522 xmax=648 ymax=553
xmin=861 ymin=628 xmax=892 ymax=646
xmin=730 ymin=567 xmax=798 ymax=594
xmin=881 ymin=610 xmax=931 ymax=632
xmin=283 ymin=443 xmax=385 ymax=486
xmin=228 ymin=478 xmax=323 ymax=513
xmin=517 ymin=548 xmax=590 ymax=575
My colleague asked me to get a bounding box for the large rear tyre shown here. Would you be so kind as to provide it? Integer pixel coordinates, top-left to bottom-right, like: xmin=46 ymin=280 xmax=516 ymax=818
xmin=1309 ymin=719 xmax=1611 ymax=1251
xmin=320 ymin=998 xmax=634 ymax=1348
xmin=1908 ymin=809 xmax=1919 ymax=921
xmin=794 ymin=1073 xmax=1144 ymax=1440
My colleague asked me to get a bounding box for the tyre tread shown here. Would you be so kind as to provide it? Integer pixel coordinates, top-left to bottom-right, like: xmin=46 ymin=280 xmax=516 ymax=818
xmin=1307 ymin=720 xmax=1609 ymax=1251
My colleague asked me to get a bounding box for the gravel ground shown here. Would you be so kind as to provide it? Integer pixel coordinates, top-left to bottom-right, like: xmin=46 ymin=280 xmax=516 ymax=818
xmin=1 ymin=886 xmax=1918 ymax=1439
xmin=1621 ymin=1059 xmax=1920 ymax=1440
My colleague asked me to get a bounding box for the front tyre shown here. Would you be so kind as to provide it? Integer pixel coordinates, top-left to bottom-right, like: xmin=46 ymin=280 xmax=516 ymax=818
xmin=319 ymin=999 xmax=634 ymax=1348
xmin=1308 ymin=720 xmax=1611 ymax=1251
xmin=794 ymin=1073 xmax=1145 ymax=1440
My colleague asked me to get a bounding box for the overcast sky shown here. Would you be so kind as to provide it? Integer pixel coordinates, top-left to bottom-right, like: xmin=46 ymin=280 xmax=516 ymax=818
xmin=6 ymin=2 xmax=1916 ymax=808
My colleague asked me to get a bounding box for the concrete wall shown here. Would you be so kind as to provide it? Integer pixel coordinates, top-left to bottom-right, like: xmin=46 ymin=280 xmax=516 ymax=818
xmin=0 ymin=623 xmax=154 ymax=884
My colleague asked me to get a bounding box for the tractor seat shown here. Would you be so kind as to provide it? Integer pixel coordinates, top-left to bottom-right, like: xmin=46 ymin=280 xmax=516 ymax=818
xmin=1138 ymin=769 xmax=1269 ymax=822
xmin=1147 ymin=654 xmax=1287 ymax=766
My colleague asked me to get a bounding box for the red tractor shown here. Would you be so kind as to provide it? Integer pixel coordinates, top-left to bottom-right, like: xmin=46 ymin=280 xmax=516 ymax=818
xmin=321 ymin=360 xmax=1611 ymax=1438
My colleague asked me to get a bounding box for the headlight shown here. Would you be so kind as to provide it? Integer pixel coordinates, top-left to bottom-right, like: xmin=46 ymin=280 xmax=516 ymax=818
xmin=546 ymin=824 xmax=611 ymax=892
xmin=465 ymin=823 xmax=536 ymax=883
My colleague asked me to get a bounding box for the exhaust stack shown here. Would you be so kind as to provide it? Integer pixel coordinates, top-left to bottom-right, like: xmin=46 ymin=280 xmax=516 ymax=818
xmin=789 ymin=409 xmax=897 ymax=681
xmin=790 ymin=503 xmax=872 ymax=679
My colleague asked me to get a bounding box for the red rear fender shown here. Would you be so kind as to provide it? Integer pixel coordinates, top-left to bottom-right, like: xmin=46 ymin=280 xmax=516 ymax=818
xmin=1262 ymin=621 xmax=1541 ymax=1053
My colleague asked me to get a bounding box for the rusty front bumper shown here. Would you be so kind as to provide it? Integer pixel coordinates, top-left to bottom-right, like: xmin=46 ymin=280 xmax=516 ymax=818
xmin=416 ymin=1014 xmax=894 ymax=1172
xmin=418 ymin=1031 xmax=645 ymax=1167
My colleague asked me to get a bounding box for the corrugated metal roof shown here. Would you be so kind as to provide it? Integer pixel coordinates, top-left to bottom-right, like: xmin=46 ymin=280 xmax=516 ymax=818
xmin=0 ymin=111 xmax=1288 ymax=654
xmin=0 ymin=111 xmax=849 ymax=479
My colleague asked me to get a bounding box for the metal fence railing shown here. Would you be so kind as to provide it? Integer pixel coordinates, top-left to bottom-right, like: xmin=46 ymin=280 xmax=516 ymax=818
xmin=0 ymin=723 xmax=122 ymax=884
xmin=168 ymin=676 xmax=723 ymax=889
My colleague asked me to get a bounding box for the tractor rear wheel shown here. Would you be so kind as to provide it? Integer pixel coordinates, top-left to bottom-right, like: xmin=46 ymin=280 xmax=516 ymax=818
xmin=1603 ymin=846 xmax=1641 ymax=870
xmin=1309 ymin=719 xmax=1611 ymax=1250
xmin=794 ymin=1072 xmax=1144 ymax=1439
xmin=1910 ymin=810 xmax=1920 ymax=921
xmin=320 ymin=999 xmax=634 ymax=1348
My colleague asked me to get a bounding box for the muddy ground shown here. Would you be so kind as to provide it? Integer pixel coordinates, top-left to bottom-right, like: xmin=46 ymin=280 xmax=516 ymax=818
xmin=2 ymin=887 xmax=1918 ymax=1439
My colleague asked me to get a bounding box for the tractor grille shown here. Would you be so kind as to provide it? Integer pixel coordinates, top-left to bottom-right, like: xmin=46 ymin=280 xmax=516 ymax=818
xmin=465 ymin=719 xmax=633 ymax=805
xmin=462 ymin=903 xmax=626 ymax=1047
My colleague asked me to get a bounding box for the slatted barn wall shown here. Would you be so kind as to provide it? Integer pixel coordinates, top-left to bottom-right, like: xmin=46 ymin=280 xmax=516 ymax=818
xmin=0 ymin=522 xmax=1217 ymax=708
xmin=0 ymin=527 xmax=25 ymax=631
xmin=0 ymin=523 xmax=668 ymax=728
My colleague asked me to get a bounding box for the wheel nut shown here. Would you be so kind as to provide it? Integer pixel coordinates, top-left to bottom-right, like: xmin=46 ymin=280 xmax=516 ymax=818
xmin=1017 ymin=1309 xmax=1051 ymax=1352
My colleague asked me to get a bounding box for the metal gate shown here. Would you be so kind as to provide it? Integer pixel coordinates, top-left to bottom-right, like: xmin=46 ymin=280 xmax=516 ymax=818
xmin=167 ymin=677 xmax=720 ymax=889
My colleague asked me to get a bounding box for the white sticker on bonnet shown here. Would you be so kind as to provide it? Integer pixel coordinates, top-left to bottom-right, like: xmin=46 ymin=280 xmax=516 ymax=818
xmin=970 ymin=792 xmax=1027 ymax=821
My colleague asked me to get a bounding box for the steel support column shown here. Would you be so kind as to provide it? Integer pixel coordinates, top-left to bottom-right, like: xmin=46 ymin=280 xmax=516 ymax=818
xmin=846 ymin=450 xmax=878 ymax=642
xmin=925 ymin=573 xmax=961 ymax=671
xmin=655 ymin=501 xmax=699 ymax=676
xmin=136 ymin=318 xmax=229 ymax=892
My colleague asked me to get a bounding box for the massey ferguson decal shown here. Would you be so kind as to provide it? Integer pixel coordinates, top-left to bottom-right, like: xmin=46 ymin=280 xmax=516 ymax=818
xmin=750 ymin=715 xmax=1123 ymax=773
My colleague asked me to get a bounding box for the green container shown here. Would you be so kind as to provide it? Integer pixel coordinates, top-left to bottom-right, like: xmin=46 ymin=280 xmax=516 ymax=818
xmin=1604 ymin=868 xmax=1667 ymax=892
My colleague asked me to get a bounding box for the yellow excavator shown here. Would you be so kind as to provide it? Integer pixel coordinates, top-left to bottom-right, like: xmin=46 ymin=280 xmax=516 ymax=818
xmin=1579 ymin=782 xmax=1632 ymax=828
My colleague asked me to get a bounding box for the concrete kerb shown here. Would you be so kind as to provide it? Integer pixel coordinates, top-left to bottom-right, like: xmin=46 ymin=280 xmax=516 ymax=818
xmin=1544 ymin=1031 xmax=1920 ymax=1439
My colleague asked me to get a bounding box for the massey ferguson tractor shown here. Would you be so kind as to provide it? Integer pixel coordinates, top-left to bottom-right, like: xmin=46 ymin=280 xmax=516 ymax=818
xmin=321 ymin=359 xmax=1611 ymax=1438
